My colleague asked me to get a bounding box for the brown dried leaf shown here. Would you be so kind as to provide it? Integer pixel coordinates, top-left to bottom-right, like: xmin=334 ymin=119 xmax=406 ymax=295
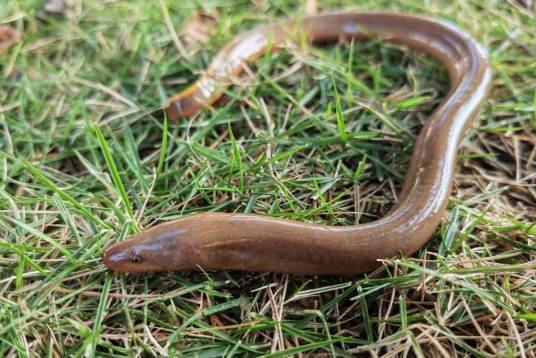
xmin=304 ymin=0 xmax=318 ymax=15
xmin=0 ymin=26 xmax=20 ymax=54
xmin=180 ymin=11 xmax=220 ymax=47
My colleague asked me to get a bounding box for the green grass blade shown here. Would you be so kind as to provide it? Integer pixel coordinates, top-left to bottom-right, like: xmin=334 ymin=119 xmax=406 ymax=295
xmin=94 ymin=125 xmax=135 ymax=223
xmin=332 ymin=78 xmax=348 ymax=145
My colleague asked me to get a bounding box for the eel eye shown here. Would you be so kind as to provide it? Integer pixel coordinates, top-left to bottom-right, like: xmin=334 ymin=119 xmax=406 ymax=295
xmin=131 ymin=254 xmax=143 ymax=263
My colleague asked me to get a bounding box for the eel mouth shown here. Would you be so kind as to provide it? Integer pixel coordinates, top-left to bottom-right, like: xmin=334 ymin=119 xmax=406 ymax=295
xmin=102 ymin=244 xmax=129 ymax=272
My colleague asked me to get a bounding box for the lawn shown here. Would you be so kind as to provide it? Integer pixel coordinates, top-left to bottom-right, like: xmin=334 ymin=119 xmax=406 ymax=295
xmin=0 ymin=0 xmax=535 ymax=356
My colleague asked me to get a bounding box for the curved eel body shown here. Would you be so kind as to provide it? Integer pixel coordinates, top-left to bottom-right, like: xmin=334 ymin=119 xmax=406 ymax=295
xmin=103 ymin=11 xmax=491 ymax=275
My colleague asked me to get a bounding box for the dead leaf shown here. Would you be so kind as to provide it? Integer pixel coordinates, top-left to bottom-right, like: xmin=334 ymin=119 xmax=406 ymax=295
xmin=0 ymin=26 xmax=20 ymax=54
xmin=41 ymin=0 xmax=80 ymax=18
xmin=304 ymin=0 xmax=318 ymax=15
xmin=180 ymin=11 xmax=220 ymax=47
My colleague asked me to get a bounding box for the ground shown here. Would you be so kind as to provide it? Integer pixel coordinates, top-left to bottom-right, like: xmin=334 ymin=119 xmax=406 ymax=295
xmin=0 ymin=0 xmax=535 ymax=356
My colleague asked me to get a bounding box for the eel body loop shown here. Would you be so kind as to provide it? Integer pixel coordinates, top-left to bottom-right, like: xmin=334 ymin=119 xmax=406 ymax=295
xmin=103 ymin=11 xmax=491 ymax=275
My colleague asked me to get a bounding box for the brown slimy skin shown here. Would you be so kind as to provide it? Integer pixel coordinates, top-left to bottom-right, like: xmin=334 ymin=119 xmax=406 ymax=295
xmin=103 ymin=11 xmax=491 ymax=275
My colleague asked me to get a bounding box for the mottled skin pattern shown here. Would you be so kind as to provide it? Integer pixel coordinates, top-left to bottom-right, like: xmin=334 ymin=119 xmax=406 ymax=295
xmin=103 ymin=11 xmax=491 ymax=275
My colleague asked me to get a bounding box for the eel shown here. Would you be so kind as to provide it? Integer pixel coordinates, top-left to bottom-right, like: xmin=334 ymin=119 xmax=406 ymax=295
xmin=103 ymin=11 xmax=491 ymax=275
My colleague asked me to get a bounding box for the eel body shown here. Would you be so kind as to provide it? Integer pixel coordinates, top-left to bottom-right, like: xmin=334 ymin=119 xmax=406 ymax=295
xmin=103 ymin=11 xmax=491 ymax=275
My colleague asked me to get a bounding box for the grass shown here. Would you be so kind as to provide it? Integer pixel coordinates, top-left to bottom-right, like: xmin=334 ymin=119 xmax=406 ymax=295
xmin=1 ymin=0 xmax=535 ymax=356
